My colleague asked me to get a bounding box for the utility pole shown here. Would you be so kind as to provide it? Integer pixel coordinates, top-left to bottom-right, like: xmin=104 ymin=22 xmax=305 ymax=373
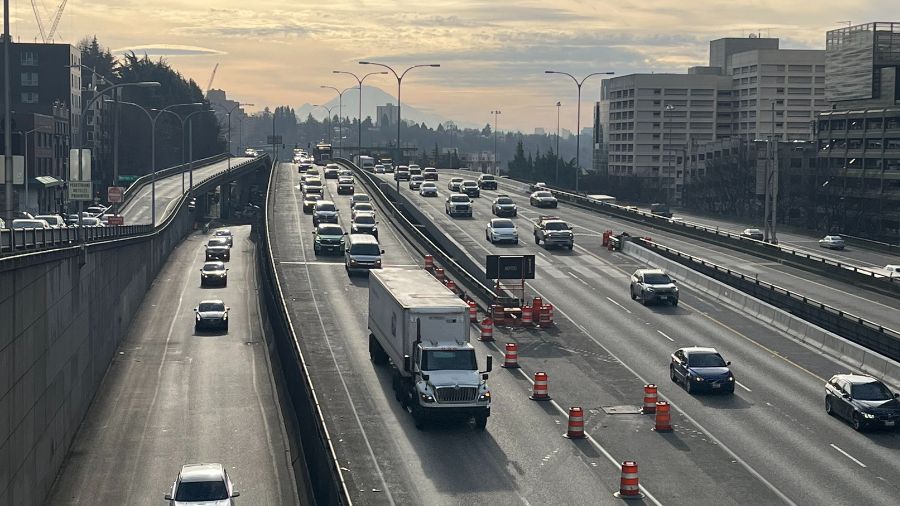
xmin=665 ymin=104 xmax=676 ymax=203
xmin=556 ymin=101 xmax=561 ymax=185
xmin=3 ymin=0 xmax=13 ymax=225
xmin=491 ymin=110 xmax=501 ymax=175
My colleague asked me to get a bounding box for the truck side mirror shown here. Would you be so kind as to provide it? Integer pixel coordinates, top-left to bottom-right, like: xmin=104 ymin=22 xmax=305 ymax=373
xmin=165 ymin=493 xmax=173 ymax=500
xmin=482 ymin=373 xmax=489 ymax=381
xmin=486 ymin=355 xmax=493 ymax=372
xmin=403 ymin=355 xmax=410 ymax=372
xmin=422 ymin=374 xmax=430 ymax=382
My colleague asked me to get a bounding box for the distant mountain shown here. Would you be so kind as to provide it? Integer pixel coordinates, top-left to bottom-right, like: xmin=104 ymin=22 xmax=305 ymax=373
xmin=295 ymin=85 xmax=471 ymax=128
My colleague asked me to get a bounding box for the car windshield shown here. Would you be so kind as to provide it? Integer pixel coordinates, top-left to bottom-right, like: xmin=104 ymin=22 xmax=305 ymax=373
xmin=492 ymin=220 xmax=514 ymax=228
xmin=424 ymin=168 xmax=436 ymax=173
xmin=305 ymin=194 xmax=322 ymax=202
xmin=175 ymin=480 xmax=229 ymax=501
xmin=355 ymin=204 xmax=374 ymax=212
xmin=215 ymin=231 xmax=231 ymax=237
xmin=350 ymin=243 xmax=381 ymax=255
xmin=208 ymin=239 xmax=228 ymax=246
xmin=544 ymin=222 xmax=568 ymax=230
xmin=852 ymin=381 xmax=894 ymax=401
xmin=421 ymin=349 xmax=477 ymax=371
xmin=496 ymin=197 xmax=513 ymax=204
xmin=354 ymin=215 xmax=376 ymax=225
xmin=421 ymin=183 xmax=436 ymax=189
xmin=535 ymin=191 xmax=553 ymax=198
xmin=412 ymin=176 xmax=423 ymax=181
xmin=319 ymin=226 xmax=343 ymax=236
xmin=198 ymin=302 xmax=225 ymax=312
xmin=202 ymin=263 xmax=225 ymax=272
xmin=353 ymin=195 xmax=370 ymax=203
xmin=481 ymin=175 xmax=495 ymax=180
xmin=83 ymin=218 xmax=100 ymax=225
xmin=643 ymin=273 xmax=672 ymax=284
xmin=305 ymin=188 xmax=323 ymax=195
xmin=687 ymin=353 xmax=727 ymax=368
xmin=451 ymin=195 xmax=469 ymax=202
xmin=451 ymin=178 xmax=462 ymax=183
xmin=316 ymin=203 xmax=336 ymax=212
xmin=463 ymin=181 xmax=477 ymax=187
xmin=305 ymin=179 xmax=322 ymax=186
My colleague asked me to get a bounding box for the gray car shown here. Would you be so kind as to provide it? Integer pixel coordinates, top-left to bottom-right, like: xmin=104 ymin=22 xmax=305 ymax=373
xmin=165 ymin=463 xmax=240 ymax=505
xmin=194 ymin=300 xmax=229 ymax=332
xmin=200 ymin=261 xmax=228 ymax=287
xmin=630 ymin=268 xmax=679 ymax=306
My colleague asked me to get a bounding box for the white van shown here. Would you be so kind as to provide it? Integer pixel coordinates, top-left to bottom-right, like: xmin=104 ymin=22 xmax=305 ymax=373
xmin=344 ymin=233 xmax=383 ymax=275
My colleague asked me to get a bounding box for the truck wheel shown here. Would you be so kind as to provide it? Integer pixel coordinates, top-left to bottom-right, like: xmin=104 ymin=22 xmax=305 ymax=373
xmin=534 ymin=234 xmax=540 ymax=245
xmin=413 ymin=409 xmax=426 ymax=431
xmin=369 ymin=335 xmax=383 ymax=365
xmin=475 ymin=414 xmax=488 ymax=431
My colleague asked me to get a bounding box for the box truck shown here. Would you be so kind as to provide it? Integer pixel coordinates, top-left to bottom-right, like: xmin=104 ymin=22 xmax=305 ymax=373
xmin=368 ymin=268 xmax=492 ymax=430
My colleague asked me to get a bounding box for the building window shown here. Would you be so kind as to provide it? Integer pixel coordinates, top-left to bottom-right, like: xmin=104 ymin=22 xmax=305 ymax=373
xmin=21 ymin=92 xmax=39 ymax=103
xmin=20 ymin=72 xmax=39 ymax=86
xmin=788 ymin=65 xmax=812 ymax=72
xmin=20 ymin=51 xmax=38 ymax=66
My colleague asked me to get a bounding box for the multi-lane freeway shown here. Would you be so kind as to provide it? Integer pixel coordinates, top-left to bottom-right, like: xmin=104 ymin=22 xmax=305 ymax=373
xmin=336 ymin=166 xmax=899 ymax=505
xmin=45 ymin=223 xmax=299 ymax=505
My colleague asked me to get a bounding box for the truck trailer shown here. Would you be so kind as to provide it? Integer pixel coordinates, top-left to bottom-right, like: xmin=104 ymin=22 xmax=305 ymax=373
xmin=368 ymin=268 xmax=493 ymax=430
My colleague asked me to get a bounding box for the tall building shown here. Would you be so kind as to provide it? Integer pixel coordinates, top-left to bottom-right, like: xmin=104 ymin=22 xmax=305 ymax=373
xmin=592 ymin=102 xmax=608 ymax=176
xmin=208 ymin=89 xmax=247 ymax=154
xmin=600 ymin=72 xmax=733 ymax=203
xmin=376 ymin=103 xmax=399 ymax=127
xmin=825 ymin=22 xmax=900 ymax=108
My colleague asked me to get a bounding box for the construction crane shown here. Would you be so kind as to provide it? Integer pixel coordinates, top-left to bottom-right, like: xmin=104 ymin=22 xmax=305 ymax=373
xmin=30 ymin=0 xmax=68 ymax=42
xmin=205 ymin=63 xmax=219 ymax=96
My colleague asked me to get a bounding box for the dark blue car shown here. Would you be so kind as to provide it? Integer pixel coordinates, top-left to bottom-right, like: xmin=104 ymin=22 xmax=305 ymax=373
xmin=670 ymin=347 xmax=735 ymax=394
xmin=825 ymin=374 xmax=900 ymax=431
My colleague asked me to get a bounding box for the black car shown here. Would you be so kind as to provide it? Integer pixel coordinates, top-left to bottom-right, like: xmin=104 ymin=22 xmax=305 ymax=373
xmin=630 ymin=269 xmax=679 ymax=306
xmin=492 ymin=195 xmax=517 ymax=217
xmin=324 ymin=166 xmax=340 ymax=179
xmin=313 ymin=224 xmax=346 ymax=255
xmin=670 ymin=347 xmax=735 ymax=394
xmin=337 ymin=176 xmax=355 ymax=195
xmin=460 ymin=180 xmax=481 ymax=198
xmin=205 ymin=238 xmax=231 ymax=261
xmin=194 ymin=300 xmax=229 ymax=332
xmin=825 ymin=374 xmax=900 ymax=431
xmin=200 ymin=261 xmax=228 ymax=287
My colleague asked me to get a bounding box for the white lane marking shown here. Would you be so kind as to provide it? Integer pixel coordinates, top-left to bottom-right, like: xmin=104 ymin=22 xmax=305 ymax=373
xmin=830 ymin=444 xmax=867 ymax=468
xmin=657 ymin=330 xmax=675 ymax=342
xmin=287 ymin=165 xmax=397 ymax=505
xmin=605 ymin=296 xmax=633 ymax=314
xmin=277 ymin=261 xmax=419 ymax=267
xmin=567 ymin=271 xmax=590 ymax=286
xmin=735 ymin=381 xmax=753 ymax=393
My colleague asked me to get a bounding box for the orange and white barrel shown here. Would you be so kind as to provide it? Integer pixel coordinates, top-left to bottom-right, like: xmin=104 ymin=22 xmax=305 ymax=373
xmin=530 ymin=371 xmax=550 ymax=401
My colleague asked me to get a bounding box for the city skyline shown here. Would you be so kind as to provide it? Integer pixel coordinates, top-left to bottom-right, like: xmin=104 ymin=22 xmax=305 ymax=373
xmin=7 ymin=0 xmax=898 ymax=132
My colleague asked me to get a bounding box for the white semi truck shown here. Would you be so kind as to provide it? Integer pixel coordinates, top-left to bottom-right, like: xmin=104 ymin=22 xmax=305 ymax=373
xmin=368 ymin=268 xmax=493 ymax=430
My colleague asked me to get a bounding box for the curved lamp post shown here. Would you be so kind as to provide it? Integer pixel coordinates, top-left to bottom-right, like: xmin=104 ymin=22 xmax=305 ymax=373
xmin=332 ymin=70 xmax=388 ymax=156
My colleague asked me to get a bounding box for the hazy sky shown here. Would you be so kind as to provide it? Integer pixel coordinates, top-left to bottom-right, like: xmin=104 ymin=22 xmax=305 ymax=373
xmin=9 ymin=0 xmax=900 ymax=132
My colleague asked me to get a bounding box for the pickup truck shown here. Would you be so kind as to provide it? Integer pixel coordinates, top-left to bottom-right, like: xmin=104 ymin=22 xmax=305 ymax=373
xmin=533 ymin=215 xmax=574 ymax=249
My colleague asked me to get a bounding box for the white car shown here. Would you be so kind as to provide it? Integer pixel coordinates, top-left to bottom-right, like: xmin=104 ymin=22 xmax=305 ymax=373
xmin=35 ymin=214 xmax=65 ymax=228
xmin=11 ymin=218 xmax=51 ymax=229
xmin=350 ymin=194 xmax=371 ymax=209
xmin=485 ymin=218 xmax=519 ymax=244
xmin=408 ymin=175 xmax=425 ymax=190
xmin=165 ymin=463 xmax=240 ymax=505
xmin=818 ymin=235 xmax=845 ymax=250
xmin=448 ymin=177 xmax=464 ymax=192
xmin=351 ymin=203 xmax=375 ymax=218
xmin=374 ymin=164 xmax=385 ymax=173
xmin=883 ymin=264 xmax=900 ymax=278
xmin=419 ymin=182 xmax=439 ymax=197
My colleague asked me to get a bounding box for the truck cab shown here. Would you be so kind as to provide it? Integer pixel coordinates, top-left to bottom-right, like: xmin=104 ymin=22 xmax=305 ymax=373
xmin=533 ymin=215 xmax=574 ymax=249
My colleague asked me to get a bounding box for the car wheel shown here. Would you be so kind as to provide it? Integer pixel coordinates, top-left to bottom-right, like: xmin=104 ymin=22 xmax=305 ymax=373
xmin=568 ymin=244 xmax=573 ymax=250
xmin=825 ymin=396 xmax=834 ymax=415
xmin=851 ymin=411 xmax=863 ymax=431
xmin=223 ymin=281 xmax=227 ymax=288
xmin=671 ymin=299 xmax=678 ymax=307
xmin=686 ymin=378 xmax=694 ymax=394
xmin=630 ymin=286 xmax=636 ymax=300
xmin=670 ymin=365 xmax=678 ymax=383
xmin=640 ymin=291 xmax=649 ymax=305
xmin=534 ymin=235 xmax=539 ymax=245
xmin=486 ymin=232 xmax=491 ymax=243
xmin=223 ymin=322 xmax=229 ymax=332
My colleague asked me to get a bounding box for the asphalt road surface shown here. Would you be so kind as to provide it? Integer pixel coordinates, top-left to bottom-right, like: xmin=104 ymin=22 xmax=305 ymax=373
xmin=369 ymin=168 xmax=900 ymax=506
xmin=46 ymin=225 xmax=298 ymax=505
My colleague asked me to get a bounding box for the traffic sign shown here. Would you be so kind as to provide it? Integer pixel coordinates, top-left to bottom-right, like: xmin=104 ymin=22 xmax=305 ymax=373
xmin=107 ymin=186 xmax=125 ymax=203
xmin=106 ymin=215 xmax=124 ymax=226
xmin=267 ymin=135 xmax=283 ymax=145
xmin=68 ymin=181 xmax=93 ymax=201
xmin=486 ymin=255 xmax=536 ymax=280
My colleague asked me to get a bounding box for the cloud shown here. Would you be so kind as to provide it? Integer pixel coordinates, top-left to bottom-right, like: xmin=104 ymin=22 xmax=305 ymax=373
xmin=112 ymin=44 xmax=226 ymax=56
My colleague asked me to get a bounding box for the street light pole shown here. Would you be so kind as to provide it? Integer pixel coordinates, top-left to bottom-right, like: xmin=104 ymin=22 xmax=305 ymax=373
xmin=360 ymin=61 xmax=440 ymax=166
xmin=320 ymin=86 xmax=353 ymax=157
xmin=333 ymin=70 xmax=388 ymax=156
xmin=490 ymin=110 xmax=501 ymax=175
xmin=3 ymin=0 xmax=12 ymax=225
xmin=665 ymin=104 xmax=675 ymax=203
xmin=545 ymin=70 xmax=614 ymax=192
xmin=556 ymin=101 xmax=561 ymax=185
xmin=214 ymin=102 xmax=254 ymax=171
xmin=313 ymin=104 xmax=337 ymax=145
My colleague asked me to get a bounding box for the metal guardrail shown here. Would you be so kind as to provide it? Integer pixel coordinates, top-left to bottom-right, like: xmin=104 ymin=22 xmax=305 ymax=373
xmin=335 ymin=158 xmax=499 ymax=307
xmin=121 ymin=152 xmax=229 ymax=203
xmin=0 ymin=155 xmax=269 ymax=257
xmin=502 ymin=176 xmax=900 ymax=296
xmin=631 ymin=237 xmax=900 ymax=362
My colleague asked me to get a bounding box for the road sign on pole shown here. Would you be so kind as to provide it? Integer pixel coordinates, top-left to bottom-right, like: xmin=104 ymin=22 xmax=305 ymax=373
xmin=486 ymin=255 xmax=536 ymax=279
xmin=107 ymin=186 xmax=124 ymax=203
xmin=67 ymin=181 xmax=93 ymax=201
xmin=106 ymin=215 xmax=124 ymax=226
xmin=267 ymin=135 xmax=283 ymax=145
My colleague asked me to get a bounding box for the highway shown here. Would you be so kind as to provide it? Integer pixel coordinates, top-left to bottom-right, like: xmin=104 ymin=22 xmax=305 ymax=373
xmin=442 ymin=171 xmax=900 ymax=334
xmin=364 ymin=168 xmax=900 ymax=506
xmin=119 ymin=156 xmax=255 ymax=226
xmin=45 ymin=225 xmax=299 ymax=505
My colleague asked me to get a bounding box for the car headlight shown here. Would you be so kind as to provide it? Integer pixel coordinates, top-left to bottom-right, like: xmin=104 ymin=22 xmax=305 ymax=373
xmin=727 ymin=376 xmax=734 ymax=382
xmin=375 ymin=259 xmax=382 ymax=266
xmin=223 ymin=313 xmax=228 ymax=320
xmin=692 ymin=375 xmax=704 ymax=382
xmin=645 ymin=287 xmax=655 ymax=292
xmin=862 ymin=412 xmax=876 ymax=419
xmin=478 ymin=391 xmax=491 ymax=402
xmin=673 ymin=286 xmax=679 ymax=292
xmin=420 ymin=392 xmax=435 ymax=403
xmin=196 ymin=314 xmax=201 ymax=320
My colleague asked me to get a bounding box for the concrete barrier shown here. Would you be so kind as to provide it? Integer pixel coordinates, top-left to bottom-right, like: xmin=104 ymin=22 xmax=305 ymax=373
xmin=622 ymin=240 xmax=900 ymax=390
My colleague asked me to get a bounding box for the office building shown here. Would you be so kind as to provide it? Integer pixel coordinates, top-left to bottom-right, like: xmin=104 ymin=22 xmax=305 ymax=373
xmin=592 ymin=102 xmax=607 ymax=176
xmin=825 ymin=22 xmax=900 ymax=108
xmin=208 ymin=89 xmax=248 ymax=154
xmin=376 ymin=103 xmax=399 ymax=127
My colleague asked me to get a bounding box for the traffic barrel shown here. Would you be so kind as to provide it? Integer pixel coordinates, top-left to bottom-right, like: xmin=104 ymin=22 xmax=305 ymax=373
xmin=434 ymin=268 xmax=445 ymax=282
xmin=532 ymin=297 xmax=543 ymax=311
xmin=446 ymin=279 xmax=457 ymax=293
xmin=540 ymin=304 xmax=554 ymax=325
xmin=479 ymin=318 xmax=494 ymax=342
xmin=613 ymin=461 xmax=644 ymax=499
xmin=424 ymin=254 xmax=434 ymax=270
xmin=643 ymin=236 xmax=652 ymax=242
xmin=654 ymin=401 xmax=673 ymax=432
xmin=521 ymin=305 xmax=533 ymax=326
xmin=564 ymin=407 xmax=586 ymax=439
xmin=491 ymin=304 xmax=506 ymax=324
xmin=642 ymin=384 xmax=658 ymax=414
xmin=530 ymin=371 xmax=551 ymax=401
xmin=501 ymin=342 xmax=520 ymax=368
xmin=468 ymin=300 xmax=477 ymax=322
xmin=602 ymin=231 xmax=609 ymax=247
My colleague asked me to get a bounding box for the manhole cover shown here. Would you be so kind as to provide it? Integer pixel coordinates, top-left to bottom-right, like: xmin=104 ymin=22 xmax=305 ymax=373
xmin=601 ymin=405 xmax=642 ymax=415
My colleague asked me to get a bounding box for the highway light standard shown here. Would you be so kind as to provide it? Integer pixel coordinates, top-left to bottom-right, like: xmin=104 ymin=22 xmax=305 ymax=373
xmin=333 ymin=70 xmax=388 ymax=156
xmin=112 ymin=101 xmax=201 ymax=226
xmin=555 ymin=101 xmax=561 ymax=185
xmin=359 ymin=61 xmax=440 ymax=165
xmin=313 ymin=104 xmax=339 ymax=146
xmin=320 ymin=85 xmax=355 ymax=157
xmin=141 ymin=106 xmax=214 ymax=193
xmin=490 ymin=110 xmax=501 ymax=175
xmin=213 ymin=102 xmax=254 ymax=171
xmin=664 ymin=104 xmax=676 ymax=203
xmin=545 ymin=70 xmax=614 ymax=192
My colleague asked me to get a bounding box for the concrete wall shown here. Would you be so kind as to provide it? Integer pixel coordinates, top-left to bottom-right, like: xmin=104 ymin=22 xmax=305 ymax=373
xmin=0 ymin=204 xmax=195 ymax=506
